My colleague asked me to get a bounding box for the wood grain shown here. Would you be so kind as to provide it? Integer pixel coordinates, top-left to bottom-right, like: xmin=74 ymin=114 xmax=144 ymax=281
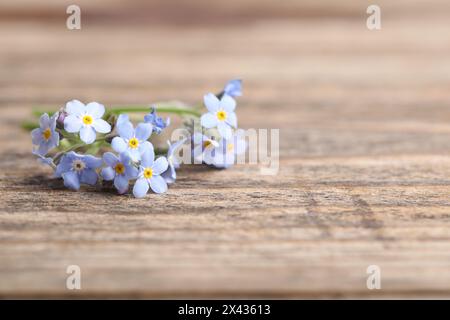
xmin=1 ymin=0 xmax=450 ymax=298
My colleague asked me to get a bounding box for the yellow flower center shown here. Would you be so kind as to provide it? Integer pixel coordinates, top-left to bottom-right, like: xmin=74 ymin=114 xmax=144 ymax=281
xmin=42 ymin=128 xmax=52 ymax=140
xmin=82 ymin=115 xmax=93 ymax=125
xmin=143 ymin=167 xmax=153 ymax=179
xmin=115 ymin=163 xmax=125 ymax=174
xmin=203 ymin=140 xmax=212 ymax=149
xmin=72 ymin=159 xmax=86 ymax=172
xmin=216 ymin=110 xmax=227 ymax=121
xmin=227 ymin=143 xmax=234 ymax=152
xmin=128 ymin=138 xmax=139 ymax=149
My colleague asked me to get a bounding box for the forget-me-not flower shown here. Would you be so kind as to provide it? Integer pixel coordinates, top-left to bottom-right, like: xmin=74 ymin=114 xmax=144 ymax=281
xmin=211 ymin=130 xmax=247 ymax=169
xmin=64 ymin=100 xmax=111 ymax=144
xmin=31 ymin=113 xmax=59 ymax=155
xmin=111 ymin=114 xmax=154 ymax=162
xmin=162 ymin=138 xmax=186 ymax=184
xmin=133 ymin=149 xmax=169 ymax=197
xmin=144 ymin=106 xmax=170 ymax=134
xmin=101 ymin=152 xmax=138 ymax=194
xmin=200 ymin=93 xmax=237 ymax=139
xmin=223 ymin=79 xmax=242 ymax=97
xmin=55 ymin=151 xmax=102 ymax=190
xmin=192 ymin=132 xmax=219 ymax=165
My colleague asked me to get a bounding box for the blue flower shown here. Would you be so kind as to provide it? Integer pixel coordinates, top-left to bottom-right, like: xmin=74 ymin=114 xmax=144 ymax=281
xmin=31 ymin=113 xmax=59 ymax=155
xmin=223 ymin=79 xmax=242 ymax=97
xmin=144 ymin=106 xmax=170 ymax=134
xmin=200 ymin=93 xmax=237 ymax=139
xmin=55 ymin=151 xmax=102 ymax=190
xmin=192 ymin=132 xmax=219 ymax=165
xmin=111 ymin=114 xmax=154 ymax=162
xmin=64 ymin=100 xmax=111 ymax=144
xmin=133 ymin=149 xmax=169 ymax=197
xmin=101 ymin=152 xmax=138 ymax=194
xmin=162 ymin=138 xmax=186 ymax=184
xmin=211 ymin=130 xmax=247 ymax=168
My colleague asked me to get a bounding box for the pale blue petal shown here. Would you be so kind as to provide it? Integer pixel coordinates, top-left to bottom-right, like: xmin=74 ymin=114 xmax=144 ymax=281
xmin=65 ymin=151 xmax=78 ymax=160
xmin=203 ymin=147 xmax=216 ymax=165
xmin=117 ymin=120 xmax=134 ymax=139
xmin=80 ymin=169 xmax=98 ymax=185
xmin=83 ymin=154 xmax=103 ymax=168
xmin=140 ymin=148 xmax=155 ymax=167
xmin=55 ymin=155 xmax=73 ymax=177
xmin=49 ymin=132 xmax=60 ymax=149
xmin=103 ymin=152 xmax=118 ymax=167
xmin=171 ymin=156 xmax=180 ymax=169
xmin=114 ymin=175 xmax=129 ymax=193
xmin=119 ymin=152 xmax=131 ymax=164
xmin=223 ymin=79 xmax=242 ymax=97
xmin=204 ymin=93 xmax=220 ymax=113
xmin=125 ymin=165 xmax=139 ymax=179
xmin=135 ymin=122 xmax=152 ymax=141
xmin=101 ymin=166 xmax=115 ymax=181
xmin=162 ymin=165 xmax=176 ymax=184
xmin=31 ymin=128 xmax=42 ymax=145
xmin=62 ymin=171 xmax=80 ymax=190
xmin=64 ymin=115 xmax=82 ymax=133
xmin=111 ymin=137 xmax=127 ymax=153
xmin=220 ymin=94 xmax=236 ymax=112
xmin=129 ymin=149 xmax=141 ymax=162
xmin=201 ymin=113 xmax=218 ymax=128
xmin=149 ymin=175 xmax=167 ymax=194
xmin=152 ymin=157 xmax=168 ymax=175
xmin=66 ymin=100 xmax=86 ymax=116
xmin=143 ymin=107 xmax=169 ymax=134
xmin=37 ymin=144 xmax=49 ymax=156
xmin=92 ymin=119 xmax=111 ymax=133
xmin=80 ymin=126 xmax=96 ymax=144
xmin=138 ymin=140 xmax=154 ymax=156
xmin=133 ymin=178 xmax=149 ymax=198
xmin=217 ymin=121 xmax=232 ymax=139
xmin=85 ymin=102 xmax=105 ymax=119
xmin=117 ymin=114 xmax=129 ymax=125
xmin=225 ymin=112 xmax=237 ymax=128
xmin=50 ymin=113 xmax=58 ymax=131
xmin=39 ymin=113 xmax=50 ymax=129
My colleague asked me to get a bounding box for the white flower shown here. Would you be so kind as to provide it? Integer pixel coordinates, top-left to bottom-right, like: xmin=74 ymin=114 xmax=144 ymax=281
xmin=63 ymin=100 xmax=111 ymax=144
xmin=200 ymin=93 xmax=237 ymax=139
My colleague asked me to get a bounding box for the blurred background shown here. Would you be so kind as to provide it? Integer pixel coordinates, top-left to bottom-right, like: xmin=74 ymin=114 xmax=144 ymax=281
xmin=1 ymin=0 xmax=450 ymax=155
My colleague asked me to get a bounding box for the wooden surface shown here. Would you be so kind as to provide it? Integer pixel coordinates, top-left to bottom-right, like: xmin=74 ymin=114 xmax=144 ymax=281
xmin=1 ymin=0 xmax=450 ymax=298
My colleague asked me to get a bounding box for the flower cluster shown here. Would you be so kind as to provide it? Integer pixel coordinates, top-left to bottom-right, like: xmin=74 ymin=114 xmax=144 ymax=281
xmin=30 ymin=79 xmax=245 ymax=198
xmin=197 ymin=79 xmax=246 ymax=168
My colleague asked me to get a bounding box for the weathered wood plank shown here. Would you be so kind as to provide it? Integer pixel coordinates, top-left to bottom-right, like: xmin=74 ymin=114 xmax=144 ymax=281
xmin=1 ymin=0 xmax=450 ymax=298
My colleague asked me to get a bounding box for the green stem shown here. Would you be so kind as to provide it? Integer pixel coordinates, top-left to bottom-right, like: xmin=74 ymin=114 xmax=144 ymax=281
xmin=22 ymin=121 xmax=39 ymax=131
xmin=109 ymin=105 xmax=201 ymax=117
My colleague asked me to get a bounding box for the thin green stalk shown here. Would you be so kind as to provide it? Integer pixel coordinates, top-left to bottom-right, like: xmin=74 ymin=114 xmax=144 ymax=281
xmin=32 ymin=105 xmax=201 ymax=118
xmin=109 ymin=105 xmax=201 ymax=117
xmin=22 ymin=121 xmax=39 ymax=131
